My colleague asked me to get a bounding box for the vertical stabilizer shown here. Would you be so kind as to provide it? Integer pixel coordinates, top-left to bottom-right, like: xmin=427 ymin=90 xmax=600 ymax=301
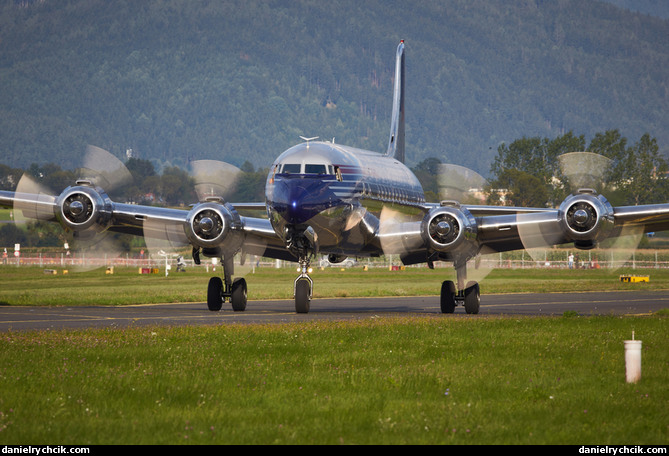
xmin=386 ymin=40 xmax=405 ymax=163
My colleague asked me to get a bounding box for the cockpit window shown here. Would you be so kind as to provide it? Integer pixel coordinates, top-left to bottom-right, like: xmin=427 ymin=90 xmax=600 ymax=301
xmin=278 ymin=163 xmax=336 ymax=176
xmin=281 ymin=164 xmax=301 ymax=174
xmin=305 ymin=164 xmax=327 ymax=174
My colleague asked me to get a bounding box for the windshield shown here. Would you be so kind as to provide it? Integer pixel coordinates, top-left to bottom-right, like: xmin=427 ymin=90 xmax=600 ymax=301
xmin=281 ymin=164 xmax=301 ymax=174
xmin=305 ymin=164 xmax=328 ymax=174
xmin=279 ymin=163 xmax=334 ymax=175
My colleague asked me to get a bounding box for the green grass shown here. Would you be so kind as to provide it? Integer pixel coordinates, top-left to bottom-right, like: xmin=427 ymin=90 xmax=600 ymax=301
xmin=0 ymin=316 xmax=666 ymax=444
xmin=0 ymin=265 xmax=667 ymax=444
xmin=1 ymin=265 xmax=669 ymax=306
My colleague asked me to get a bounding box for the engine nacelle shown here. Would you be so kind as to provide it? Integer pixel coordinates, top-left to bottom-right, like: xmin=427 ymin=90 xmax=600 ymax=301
xmin=558 ymin=190 xmax=614 ymax=248
xmin=55 ymin=182 xmax=113 ymax=233
xmin=184 ymin=201 xmax=242 ymax=251
xmin=421 ymin=203 xmax=477 ymax=255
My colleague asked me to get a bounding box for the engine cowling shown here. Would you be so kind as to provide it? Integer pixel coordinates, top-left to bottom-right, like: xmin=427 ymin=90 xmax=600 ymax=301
xmin=558 ymin=190 xmax=614 ymax=248
xmin=55 ymin=182 xmax=113 ymax=233
xmin=421 ymin=203 xmax=477 ymax=255
xmin=184 ymin=201 xmax=242 ymax=251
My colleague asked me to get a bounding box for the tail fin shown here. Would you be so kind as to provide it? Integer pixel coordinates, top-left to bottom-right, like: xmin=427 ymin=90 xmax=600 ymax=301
xmin=386 ymin=40 xmax=405 ymax=163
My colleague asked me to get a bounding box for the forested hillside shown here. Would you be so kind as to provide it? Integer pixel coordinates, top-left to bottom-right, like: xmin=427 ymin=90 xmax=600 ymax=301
xmin=1 ymin=0 xmax=667 ymax=176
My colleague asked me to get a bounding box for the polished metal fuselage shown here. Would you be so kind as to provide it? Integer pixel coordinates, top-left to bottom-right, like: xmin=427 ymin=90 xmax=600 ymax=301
xmin=265 ymin=141 xmax=425 ymax=257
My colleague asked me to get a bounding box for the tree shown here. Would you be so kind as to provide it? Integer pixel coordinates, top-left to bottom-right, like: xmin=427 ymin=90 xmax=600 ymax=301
xmin=487 ymin=168 xmax=550 ymax=207
xmin=124 ymin=158 xmax=158 ymax=203
xmin=228 ymin=168 xmax=268 ymax=202
xmin=488 ymin=130 xmax=668 ymax=207
xmin=411 ymin=157 xmax=441 ymax=202
xmin=126 ymin=157 xmax=156 ymax=181
xmin=604 ymin=133 xmax=669 ymax=205
xmin=160 ymin=166 xmax=196 ymax=206
xmin=488 ymin=132 xmax=585 ymax=207
xmin=0 ymin=164 xmax=22 ymax=191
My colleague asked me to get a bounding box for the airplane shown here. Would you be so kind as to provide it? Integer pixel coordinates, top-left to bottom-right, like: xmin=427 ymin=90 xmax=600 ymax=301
xmin=3 ymin=40 xmax=669 ymax=314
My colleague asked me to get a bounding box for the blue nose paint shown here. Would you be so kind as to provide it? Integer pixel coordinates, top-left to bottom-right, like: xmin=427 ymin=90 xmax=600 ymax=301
xmin=271 ymin=177 xmax=338 ymax=225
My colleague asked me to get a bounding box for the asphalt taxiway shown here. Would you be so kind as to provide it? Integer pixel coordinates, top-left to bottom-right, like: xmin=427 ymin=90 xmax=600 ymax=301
xmin=0 ymin=290 xmax=667 ymax=331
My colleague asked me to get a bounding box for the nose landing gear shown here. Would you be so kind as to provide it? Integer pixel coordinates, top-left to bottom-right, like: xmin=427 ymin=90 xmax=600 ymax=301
xmin=285 ymin=226 xmax=317 ymax=313
xmin=294 ymin=257 xmax=313 ymax=313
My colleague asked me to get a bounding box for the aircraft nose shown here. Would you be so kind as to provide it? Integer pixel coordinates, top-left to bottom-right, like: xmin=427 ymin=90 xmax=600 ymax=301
xmin=271 ymin=178 xmax=334 ymax=225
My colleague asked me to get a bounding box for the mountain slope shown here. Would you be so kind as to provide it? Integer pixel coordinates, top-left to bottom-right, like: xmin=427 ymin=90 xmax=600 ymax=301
xmin=0 ymin=0 xmax=667 ymax=177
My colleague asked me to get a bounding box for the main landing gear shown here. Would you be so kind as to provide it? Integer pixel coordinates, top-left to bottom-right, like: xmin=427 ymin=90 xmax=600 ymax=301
xmin=440 ymin=263 xmax=480 ymax=314
xmin=206 ymin=255 xmax=247 ymax=312
xmin=204 ymin=252 xmax=314 ymax=314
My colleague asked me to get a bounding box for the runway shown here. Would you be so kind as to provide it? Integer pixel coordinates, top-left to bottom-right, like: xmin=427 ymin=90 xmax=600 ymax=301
xmin=1 ymin=290 xmax=667 ymax=332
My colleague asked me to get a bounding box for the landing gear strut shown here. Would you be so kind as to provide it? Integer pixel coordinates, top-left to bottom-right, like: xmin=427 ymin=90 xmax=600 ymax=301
xmin=285 ymin=226 xmax=317 ymax=314
xmin=294 ymin=257 xmax=313 ymax=313
xmin=440 ymin=263 xmax=480 ymax=314
xmin=206 ymin=255 xmax=247 ymax=312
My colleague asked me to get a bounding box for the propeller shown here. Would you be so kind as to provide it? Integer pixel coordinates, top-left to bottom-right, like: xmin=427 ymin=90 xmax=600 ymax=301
xmin=141 ymin=216 xmax=191 ymax=275
xmin=377 ymin=162 xmax=495 ymax=287
xmin=557 ymin=151 xmax=611 ymax=194
xmin=437 ymin=163 xmax=488 ymax=204
xmin=77 ymin=145 xmax=133 ymax=193
xmin=377 ymin=205 xmax=424 ymax=258
xmin=141 ymin=158 xmax=265 ymax=280
xmin=13 ymin=146 xmax=132 ymax=271
xmin=517 ymin=151 xmax=643 ymax=269
xmin=13 ymin=174 xmax=57 ymax=222
xmin=141 ymin=159 xmax=240 ymax=262
xmin=437 ymin=163 xmax=496 ymax=284
xmin=190 ymin=159 xmax=242 ymax=202
xmin=561 ymin=152 xmax=644 ymax=268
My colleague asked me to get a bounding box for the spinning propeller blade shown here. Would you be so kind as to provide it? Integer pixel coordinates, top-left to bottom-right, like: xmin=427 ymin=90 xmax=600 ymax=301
xmin=190 ymin=159 xmax=241 ymax=202
xmin=13 ymin=146 xmax=133 ymax=271
xmin=558 ymin=151 xmax=611 ymax=193
xmin=518 ymin=151 xmax=643 ymax=268
xmin=13 ymin=174 xmax=57 ymax=222
xmin=437 ymin=163 xmax=487 ymax=204
xmin=378 ymin=162 xmax=495 ymax=285
xmin=378 ymin=205 xmax=423 ymax=257
xmin=141 ymin=158 xmax=263 ymax=280
xmin=141 ymin=159 xmax=240 ymax=259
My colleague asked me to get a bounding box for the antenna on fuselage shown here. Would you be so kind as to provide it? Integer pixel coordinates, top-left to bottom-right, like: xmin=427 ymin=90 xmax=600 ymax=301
xmin=300 ymin=136 xmax=319 ymax=149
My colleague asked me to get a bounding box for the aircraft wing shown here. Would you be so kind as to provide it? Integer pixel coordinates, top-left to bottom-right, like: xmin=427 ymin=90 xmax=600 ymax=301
xmin=471 ymin=198 xmax=669 ymax=254
xmin=0 ymin=187 xmax=294 ymax=262
xmin=386 ymin=191 xmax=669 ymax=266
xmin=463 ymin=191 xmax=669 ymax=252
xmin=466 ymin=204 xmax=562 ymax=253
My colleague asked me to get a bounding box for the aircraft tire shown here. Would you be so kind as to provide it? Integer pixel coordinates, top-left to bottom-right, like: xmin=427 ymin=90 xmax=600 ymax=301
xmin=440 ymin=280 xmax=456 ymax=314
xmin=295 ymin=278 xmax=311 ymax=314
xmin=207 ymin=277 xmax=223 ymax=311
xmin=231 ymin=277 xmax=247 ymax=311
xmin=464 ymin=281 xmax=480 ymax=314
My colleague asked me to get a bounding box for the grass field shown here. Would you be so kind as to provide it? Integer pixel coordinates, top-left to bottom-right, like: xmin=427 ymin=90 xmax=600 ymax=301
xmin=0 ymin=265 xmax=667 ymax=444
xmin=2 ymin=264 xmax=669 ymax=306
xmin=0 ymin=316 xmax=666 ymax=444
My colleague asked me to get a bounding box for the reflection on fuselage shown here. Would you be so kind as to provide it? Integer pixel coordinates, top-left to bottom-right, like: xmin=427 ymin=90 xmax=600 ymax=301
xmin=265 ymin=141 xmax=425 ymax=256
